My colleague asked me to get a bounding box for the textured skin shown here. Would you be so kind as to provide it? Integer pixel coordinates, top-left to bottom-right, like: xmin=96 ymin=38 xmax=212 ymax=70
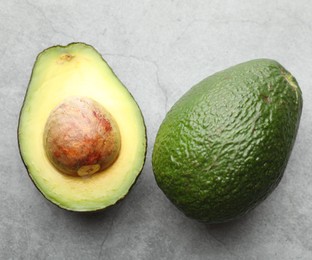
xmin=152 ymin=59 xmax=303 ymax=223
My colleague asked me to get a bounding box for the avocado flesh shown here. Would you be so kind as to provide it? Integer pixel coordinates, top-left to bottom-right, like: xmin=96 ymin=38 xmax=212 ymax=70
xmin=152 ymin=59 xmax=302 ymax=223
xmin=18 ymin=43 xmax=147 ymax=212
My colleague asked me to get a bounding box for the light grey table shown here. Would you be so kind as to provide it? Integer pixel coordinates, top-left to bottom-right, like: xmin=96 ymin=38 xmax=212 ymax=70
xmin=1 ymin=1 xmax=311 ymax=259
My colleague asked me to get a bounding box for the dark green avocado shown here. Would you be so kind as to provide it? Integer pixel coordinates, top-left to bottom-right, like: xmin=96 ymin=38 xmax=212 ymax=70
xmin=152 ymin=59 xmax=302 ymax=223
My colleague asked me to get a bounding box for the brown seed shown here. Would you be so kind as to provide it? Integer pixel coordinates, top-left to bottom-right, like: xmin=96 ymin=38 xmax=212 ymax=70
xmin=43 ymin=96 xmax=121 ymax=177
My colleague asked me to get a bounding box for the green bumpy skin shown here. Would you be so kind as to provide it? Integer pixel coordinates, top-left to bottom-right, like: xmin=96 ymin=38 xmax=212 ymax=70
xmin=152 ymin=59 xmax=302 ymax=223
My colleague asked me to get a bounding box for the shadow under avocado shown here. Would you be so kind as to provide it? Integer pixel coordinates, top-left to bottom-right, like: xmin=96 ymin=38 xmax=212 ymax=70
xmin=43 ymin=194 xmax=124 ymax=229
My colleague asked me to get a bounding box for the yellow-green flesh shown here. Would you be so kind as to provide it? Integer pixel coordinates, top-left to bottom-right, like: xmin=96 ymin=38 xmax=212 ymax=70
xmin=18 ymin=43 xmax=146 ymax=211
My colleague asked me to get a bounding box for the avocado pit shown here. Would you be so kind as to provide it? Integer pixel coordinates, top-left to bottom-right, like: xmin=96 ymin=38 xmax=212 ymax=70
xmin=43 ymin=96 xmax=121 ymax=177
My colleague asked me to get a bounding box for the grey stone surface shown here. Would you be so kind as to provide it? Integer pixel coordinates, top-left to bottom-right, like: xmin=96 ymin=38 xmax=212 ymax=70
xmin=1 ymin=0 xmax=312 ymax=259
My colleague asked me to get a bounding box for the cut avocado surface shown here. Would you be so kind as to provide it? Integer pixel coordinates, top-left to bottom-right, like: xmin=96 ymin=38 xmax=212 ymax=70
xmin=152 ymin=59 xmax=302 ymax=223
xmin=18 ymin=43 xmax=147 ymax=212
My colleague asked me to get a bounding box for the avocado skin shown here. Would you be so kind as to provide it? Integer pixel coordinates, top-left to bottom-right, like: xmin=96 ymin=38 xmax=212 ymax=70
xmin=152 ymin=59 xmax=302 ymax=223
xmin=18 ymin=42 xmax=147 ymax=212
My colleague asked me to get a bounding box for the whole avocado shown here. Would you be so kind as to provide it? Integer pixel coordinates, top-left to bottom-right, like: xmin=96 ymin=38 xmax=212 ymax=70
xmin=152 ymin=59 xmax=302 ymax=223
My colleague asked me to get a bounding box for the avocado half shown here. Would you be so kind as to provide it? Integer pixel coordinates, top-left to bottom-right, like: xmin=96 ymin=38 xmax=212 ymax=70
xmin=18 ymin=43 xmax=147 ymax=212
